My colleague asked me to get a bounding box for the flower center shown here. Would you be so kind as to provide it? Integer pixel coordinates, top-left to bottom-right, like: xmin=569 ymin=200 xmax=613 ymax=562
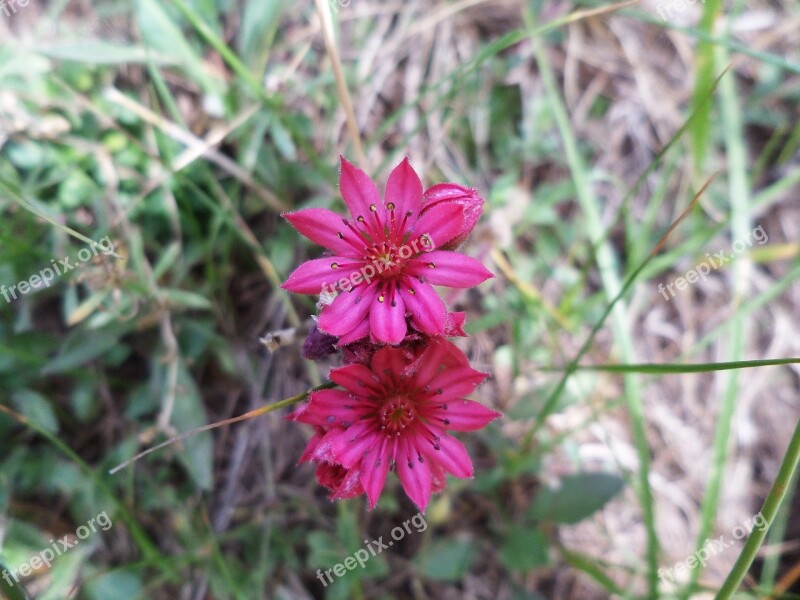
xmin=366 ymin=241 xmax=403 ymax=278
xmin=379 ymin=396 xmax=415 ymax=436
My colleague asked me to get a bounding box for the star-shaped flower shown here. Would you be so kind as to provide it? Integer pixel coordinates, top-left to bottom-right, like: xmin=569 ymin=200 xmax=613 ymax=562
xmin=291 ymin=338 xmax=501 ymax=511
xmin=281 ymin=157 xmax=492 ymax=345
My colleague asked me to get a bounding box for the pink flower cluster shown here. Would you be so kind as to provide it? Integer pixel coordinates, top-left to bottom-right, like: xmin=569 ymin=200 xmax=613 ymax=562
xmin=282 ymin=157 xmax=500 ymax=511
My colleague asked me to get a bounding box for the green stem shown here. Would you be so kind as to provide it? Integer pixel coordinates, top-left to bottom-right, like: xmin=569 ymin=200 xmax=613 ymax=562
xmin=715 ymin=416 xmax=800 ymax=599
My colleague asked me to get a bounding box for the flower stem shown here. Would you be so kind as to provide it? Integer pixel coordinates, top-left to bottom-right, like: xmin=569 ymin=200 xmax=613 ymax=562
xmin=107 ymin=382 xmax=337 ymax=474
xmin=715 ymin=415 xmax=800 ymax=599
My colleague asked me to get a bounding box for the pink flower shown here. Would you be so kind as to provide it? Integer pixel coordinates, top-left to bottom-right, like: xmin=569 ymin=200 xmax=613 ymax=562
xmin=291 ymin=339 xmax=501 ymax=511
xmin=281 ymin=157 xmax=493 ymax=345
xmin=421 ymin=183 xmax=485 ymax=251
xmin=296 ymin=426 xmax=364 ymax=500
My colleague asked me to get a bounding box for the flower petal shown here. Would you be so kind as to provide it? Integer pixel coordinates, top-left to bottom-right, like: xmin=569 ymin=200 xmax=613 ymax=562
xmin=421 ymin=183 xmax=484 ymax=248
xmin=307 ymin=389 xmax=370 ymax=426
xmin=297 ymin=430 xmax=324 ymax=463
xmin=420 ymin=367 xmax=489 ymax=401
xmin=369 ymin=282 xmax=407 ymax=344
xmin=329 ymin=363 xmax=382 ymax=395
xmin=335 ymin=319 xmax=370 ymax=346
xmin=409 ymin=338 xmax=469 ymax=386
xmin=370 ymin=346 xmax=409 ymax=380
xmin=409 ymin=202 xmax=466 ymax=249
xmin=282 ymin=256 xmax=356 ymax=294
xmin=428 ymin=399 xmax=502 ymax=431
xmin=384 ymin=157 xmax=423 ymax=225
xmin=398 ymin=275 xmax=446 ymax=336
xmin=321 ymin=463 xmax=364 ymax=499
xmin=339 ymin=156 xmax=387 ymax=226
xmin=396 ymin=435 xmax=433 ymax=512
xmin=328 ymin=421 xmax=375 ymax=468
xmin=420 ymin=430 xmax=474 ymax=479
xmin=406 ymin=251 xmax=493 ymax=288
xmin=361 ymin=437 xmax=391 ymax=509
xmin=318 ymin=281 xmax=377 ymax=336
xmin=284 ymin=208 xmax=363 ymax=256
xmin=445 ymin=312 xmax=467 ymax=337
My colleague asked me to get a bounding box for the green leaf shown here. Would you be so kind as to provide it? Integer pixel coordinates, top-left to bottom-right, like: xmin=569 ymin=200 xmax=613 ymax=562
xmin=500 ymin=526 xmax=549 ymax=571
xmin=151 ymin=242 xmax=182 ymax=280
xmin=42 ymin=325 xmax=126 ymax=375
xmin=415 ymin=537 xmax=475 ymax=581
xmin=36 ymin=42 xmax=175 ymax=65
xmin=239 ymin=0 xmax=284 ymax=69
xmin=0 ymin=560 xmax=31 ymax=600
xmin=565 ymin=357 xmax=800 ymax=374
xmin=170 ymin=361 xmax=214 ymax=490
xmin=161 ymin=289 xmax=212 ymax=311
xmin=307 ymin=532 xmax=342 ymax=568
xmin=529 ymin=472 xmax=625 ymax=525
xmin=136 ymin=0 xmax=220 ymax=96
xmin=11 ymin=389 xmax=58 ymax=433
xmin=84 ymin=571 xmax=143 ymax=600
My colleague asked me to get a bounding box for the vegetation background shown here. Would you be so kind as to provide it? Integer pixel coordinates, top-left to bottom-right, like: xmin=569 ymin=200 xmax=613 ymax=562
xmin=0 ymin=0 xmax=798 ymax=598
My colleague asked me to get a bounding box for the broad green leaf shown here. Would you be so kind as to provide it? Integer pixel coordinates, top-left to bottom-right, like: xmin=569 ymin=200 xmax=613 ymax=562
xmin=529 ymin=472 xmax=625 ymax=524
xmin=42 ymin=325 xmax=126 ymax=375
xmin=415 ymin=537 xmax=474 ymax=581
xmin=500 ymin=526 xmax=549 ymax=571
xmin=11 ymin=390 xmax=58 ymax=433
xmin=84 ymin=571 xmax=143 ymax=600
xmin=170 ymin=361 xmax=214 ymax=490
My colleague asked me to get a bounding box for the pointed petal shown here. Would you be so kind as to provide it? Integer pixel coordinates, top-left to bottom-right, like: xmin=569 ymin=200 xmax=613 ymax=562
xmin=396 ymin=435 xmax=433 ymax=512
xmin=318 ymin=282 xmax=377 ymax=336
xmin=409 ymin=338 xmax=468 ymax=386
xmin=409 ymin=202 xmax=466 ymax=249
xmin=370 ymin=346 xmax=409 ymax=380
xmin=398 ymin=275 xmax=446 ymax=336
xmin=284 ymin=208 xmax=363 ymax=255
xmin=328 ymin=421 xmax=375 ymax=468
xmin=308 ymin=428 xmax=344 ymax=463
xmin=339 ymin=156 xmax=386 ymax=224
xmin=421 ymin=367 xmax=489 ymax=401
xmin=421 ymin=183 xmax=481 ymax=208
xmin=329 ymin=363 xmax=382 ymax=395
xmin=282 ymin=256 xmax=355 ymax=294
xmin=307 ymin=389 xmax=370 ymax=426
xmin=428 ymin=399 xmax=502 ymax=431
xmin=445 ymin=312 xmax=467 ymax=337
xmin=420 ymin=429 xmax=474 ymax=478
xmin=369 ymin=282 xmax=407 ymax=344
xmin=361 ymin=437 xmax=391 ymax=509
xmin=421 ymin=183 xmax=484 ymax=248
xmin=323 ymin=464 xmax=364 ymax=499
xmin=298 ymin=431 xmax=323 ymax=463
xmin=335 ymin=319 xmax=370 ymax=346
xmin=384 ymin=157 xmax=423 ymax=224
xmin=406 ymin=251 xmax=493 ymax=288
